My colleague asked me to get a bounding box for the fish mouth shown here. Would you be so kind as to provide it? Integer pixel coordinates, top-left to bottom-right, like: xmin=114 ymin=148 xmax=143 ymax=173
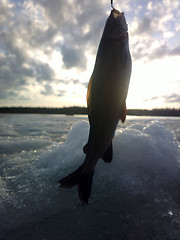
xmin=112 ymin=8 xmax=124 ymax=18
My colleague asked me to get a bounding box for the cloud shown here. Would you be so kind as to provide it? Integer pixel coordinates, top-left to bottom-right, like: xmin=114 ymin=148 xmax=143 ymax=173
xmin=0 ymin=0 xmax=58 ymax=102
xmin=130 ymin=0 xmax=180 ymax=61
xmin=144 ymin=93 xmax=180 ymax=105
xmin=41 ymin=84 xmax=54 ymax=96
xmin=61 ymin=45 xmax=87 ymax=70
xmin=147 ymin=44 xmax=180 ymax=60
xmin=171 ymin=45 xmax=180 ymax=56
xmin=40 ymin=83 xmax=67 ymax=97
xmin=36 ymin=0 xmax=107 ymax=57
xmin=164 ymin=93 xmax=180 ymax=104
xmin=56 ymin=90 xmax=66 ymax=97
xmin=0 ymin=0 xmax=180 ymax=107
xmin=136 ymin=16 xmax=152 ymax=34
xmin=0 ymin=49 xmax=55 ymax=99
xmin=0 ymin=0 xmax=108 ymax=102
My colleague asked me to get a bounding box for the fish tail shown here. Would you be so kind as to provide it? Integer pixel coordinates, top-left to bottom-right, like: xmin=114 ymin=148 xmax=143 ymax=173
xmin=58 ymin=163 xmax=94 ymax=204
xmin=58 ymin=165 xmax=83 ymax=189
xmin=78 ymin=171 xmax=94 ymax=204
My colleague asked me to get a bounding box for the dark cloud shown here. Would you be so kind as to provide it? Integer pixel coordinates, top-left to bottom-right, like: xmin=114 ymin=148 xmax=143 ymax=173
xmin=0 ymin=0 xmax=179 ymax=106
xmin=61 ymin=45 xmax=87 ymax=69
xmin=130 ymin=0 xmax=180 ymax=61
xmin=144 ymin=93 xmax=180 ymax=105
xmin=143 ymin=96 xmax=159 ymax=102
xmin=136 ymin=16 xmax=152 ymax=34
xmin=57 ymin=79 xmax=69 ymax=85
xmin=71 ymin=79 xmax=79 ymax=84
xmin=71 ymin=79 xmax=88 ymax=87
xmin=0 ymin=0 xmax=108 ymax=102
xmin=41 ymin=84 xmax=54 ymax=96
xmin=36 ymin=0 xmax=107 ymax=59
xmin=40 ymin=84 xmax=66 ymax=97
xmin=0 ymin=48 xmax=55 ymax=100
xmin=31 ymin=62 xmax=54 ymax=82
xmin=0 ymin=8 xmax=55 ymax=100
xmin=56 ymin=90 xmax=66 ymax=97
xmin=148 ymin=44 xmax=180 ymax=60
xmin=164 ymin=93 xmax=180 ymax=104
xmin=171 ymin=45 xmax=180 ymax=56
xmin=81 ymin=81 xmax=88 ymax=88
xmin=132 ymin=42 xmax=180 ymax=61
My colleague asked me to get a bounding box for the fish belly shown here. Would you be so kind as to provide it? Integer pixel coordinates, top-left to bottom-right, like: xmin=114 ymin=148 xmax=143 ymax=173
xmin=87 ymin=38 xmax=131 ymax=155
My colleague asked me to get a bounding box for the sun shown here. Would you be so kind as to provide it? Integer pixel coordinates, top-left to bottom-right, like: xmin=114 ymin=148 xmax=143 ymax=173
xmin=127 ymin=56 xmax=180 ymax=109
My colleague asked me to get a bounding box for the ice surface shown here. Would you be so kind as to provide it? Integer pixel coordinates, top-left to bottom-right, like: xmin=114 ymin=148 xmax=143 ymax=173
xmin=0 ymin=118 xmax=180 ymax=240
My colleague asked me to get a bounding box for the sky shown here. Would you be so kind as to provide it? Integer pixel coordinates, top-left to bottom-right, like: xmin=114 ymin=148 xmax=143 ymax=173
xmin=0 ymin=0 xmax=180 ymax=109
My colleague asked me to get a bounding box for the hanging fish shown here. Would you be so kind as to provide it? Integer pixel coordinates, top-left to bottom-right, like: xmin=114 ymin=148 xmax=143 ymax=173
xmin=59 ymin=7 xmax=132 ymax=204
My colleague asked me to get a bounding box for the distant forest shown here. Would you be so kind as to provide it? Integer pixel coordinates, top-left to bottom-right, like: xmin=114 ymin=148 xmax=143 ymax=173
xmin=0 ymin=107 xmax=180 ymax=116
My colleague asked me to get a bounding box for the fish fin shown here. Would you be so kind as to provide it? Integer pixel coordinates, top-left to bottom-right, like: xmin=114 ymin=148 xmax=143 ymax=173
xmin=58 ymin=165 xmax=83 ymax=188
xmin=102 ymin=142 xmax=113 ymax=163
xmin=119 ymin=102 xmax=127 ymax=123
xmin=87 ymin=77 xmax=92 ymax=110
xmin=78 ymin=172 xmax=94 ymax=204
xmin=83 ymin=143 xmax=88 ymax=154
xmin=58 ymin=164 xmax=94 ymax=204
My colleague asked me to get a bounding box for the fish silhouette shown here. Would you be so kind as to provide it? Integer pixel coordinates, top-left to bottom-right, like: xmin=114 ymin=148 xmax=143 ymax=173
xmin=59 ymin=8 xmax=132 ymax=204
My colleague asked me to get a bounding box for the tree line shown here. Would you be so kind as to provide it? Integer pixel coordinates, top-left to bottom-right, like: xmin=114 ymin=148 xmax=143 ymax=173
xmin=0 ymin=107 xmax=180 ymax=116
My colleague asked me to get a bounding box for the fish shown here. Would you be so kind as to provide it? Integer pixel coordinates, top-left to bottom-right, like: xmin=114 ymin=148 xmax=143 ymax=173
xmin=58 ymin=7 xmax=132 ymax=204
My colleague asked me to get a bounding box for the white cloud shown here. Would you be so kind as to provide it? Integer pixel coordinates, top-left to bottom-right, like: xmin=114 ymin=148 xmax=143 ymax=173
xmin=0 ymin=0 xmax=180 ymax=108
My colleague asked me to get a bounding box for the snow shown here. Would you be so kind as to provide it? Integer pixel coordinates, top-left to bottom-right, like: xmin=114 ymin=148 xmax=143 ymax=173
xmin=0 ymin=115 xmax=180 ymax=240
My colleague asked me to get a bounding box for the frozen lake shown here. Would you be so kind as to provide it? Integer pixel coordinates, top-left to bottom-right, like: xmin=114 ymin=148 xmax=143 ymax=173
xmin=0 ymin=114 xmax=180 ymax=240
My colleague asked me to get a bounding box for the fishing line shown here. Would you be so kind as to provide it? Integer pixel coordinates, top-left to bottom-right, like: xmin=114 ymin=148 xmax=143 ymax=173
xmin=111 ymin=0 xmax=114 ymax=8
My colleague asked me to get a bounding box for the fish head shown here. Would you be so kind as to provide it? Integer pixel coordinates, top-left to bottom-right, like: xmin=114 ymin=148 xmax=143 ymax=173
xmin=103 ymin=8 xmax=128 ymax=41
